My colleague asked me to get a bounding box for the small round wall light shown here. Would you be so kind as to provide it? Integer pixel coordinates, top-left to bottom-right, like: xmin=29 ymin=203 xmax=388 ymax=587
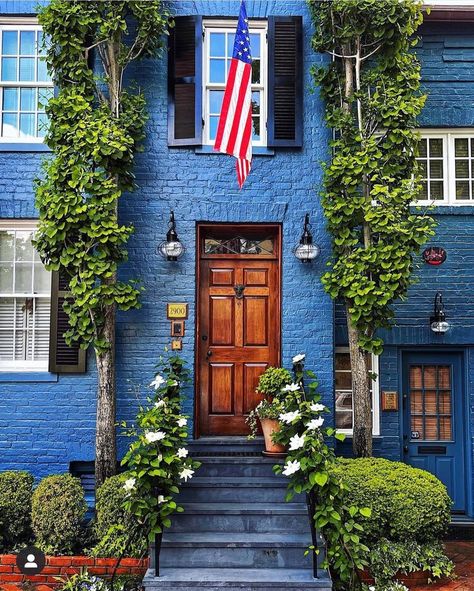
xmin=293 ymin=213 xmax=320 ymax=263
xmin=430 ymin=292 xmax=450 ymax=334
xmin=158 ymin=211 xmax=185 ymax=261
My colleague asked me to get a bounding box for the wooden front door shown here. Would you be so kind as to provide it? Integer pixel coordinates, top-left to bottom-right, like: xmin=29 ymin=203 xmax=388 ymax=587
xmin=196 ymin=225 xmax=281 ymax=436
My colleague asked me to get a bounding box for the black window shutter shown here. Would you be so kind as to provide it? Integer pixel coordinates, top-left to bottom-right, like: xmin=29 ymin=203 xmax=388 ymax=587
xmin=49 ymin=272 xmax=86 ymax=374
xmin=168 ymin=16 xmax=203 ymax=146
xmin=268 ymin=16 xmax=303 ymax=148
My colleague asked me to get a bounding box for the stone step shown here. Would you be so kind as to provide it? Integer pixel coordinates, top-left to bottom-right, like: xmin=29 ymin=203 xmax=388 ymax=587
xmin=188 ymin=437 xmax=265 ymax=454
xmin=157 ymin=532 xmax=320 ymax=569
xmin=143 ymin=567 xmax=332 ymax=591
xmin=196 ymin=456 xmax=285 ymax=478
xmin=178 ymin=477 xmax=304 ymax=503
xmin=170 ymin=502 xmax=309 ymax=534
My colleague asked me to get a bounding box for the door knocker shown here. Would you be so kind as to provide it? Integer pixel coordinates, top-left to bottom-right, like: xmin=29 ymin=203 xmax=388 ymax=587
xmin=234 ymin=284 xmax=245 ymax=299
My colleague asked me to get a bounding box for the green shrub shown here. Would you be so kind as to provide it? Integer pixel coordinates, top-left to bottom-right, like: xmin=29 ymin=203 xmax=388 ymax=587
xmin=91 ymin=474 xmax=147 ymax=558
xmin=31 ymin=474 xmax=87 ymax=554
xmin=331 ymin=458 xmax=451 ymax=542
xmin=0 ymin=471 xmax=34 ymax=551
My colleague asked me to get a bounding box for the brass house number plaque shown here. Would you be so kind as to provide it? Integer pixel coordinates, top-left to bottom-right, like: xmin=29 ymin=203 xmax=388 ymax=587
xmin=167 ymin=303 xmax=188 ymax=320
xmin=382 ymin=391 xmax=398 ymax=412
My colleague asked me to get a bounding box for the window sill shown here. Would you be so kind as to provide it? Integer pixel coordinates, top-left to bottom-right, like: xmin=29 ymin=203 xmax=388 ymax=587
xmin=195 ymin=145 xmax=275 ymax=157
xmin=411 ymin=205 xmax=474 ymax=215
xmin=0 ymin=371 xmax=58 ymax=382
xmin=0 ymin=143 xmax=50 ymax=153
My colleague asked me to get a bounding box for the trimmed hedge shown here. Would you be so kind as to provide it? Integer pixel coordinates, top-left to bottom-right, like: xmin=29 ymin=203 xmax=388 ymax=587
xmin=331 ymin=458 xmax=451 ymax=542
xmin=0 ymin=470 xmax=34 ymax=551
xmin=91 ymin=474 xmax=147 ymax=558
xmin=32 ymin=473 xmax=87 ymax=555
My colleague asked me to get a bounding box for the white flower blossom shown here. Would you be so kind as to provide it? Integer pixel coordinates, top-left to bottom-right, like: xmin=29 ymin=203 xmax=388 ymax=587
xmin=180 ymin=467 xmax=194 ymax=482
xmin=289 ymin=433 xmax=305 ymax=451
xmin=282 ymin=383 xmax=300 ymax=393
xmin=282 ymin=460 xmax=301 ymax=476
xmin=123 ymin=477 xmax=136 ymax=492
xmin=177 ymin=447 xmax=189 ymax=458
xmin=157 ymin=495 xmax=166 ymax=504
xmin=306 ymin=417 xmax=325 ymax=430
xmin=310 ymin=403 xmax=325 ymax=413
xmin=279 ymin=410 xmax=301 ymax=424
xmin=150 ymin=375 xmax=165 ymax=389
xmin=177 ymin=417 xmax=188 ymax=428
xmin=292 ymin=353 xmax=305 ymax=364
xmin=155 ymin=400 xmax=166 ymax=408
xmin=145 ymin=431 xmax=166 ymax=443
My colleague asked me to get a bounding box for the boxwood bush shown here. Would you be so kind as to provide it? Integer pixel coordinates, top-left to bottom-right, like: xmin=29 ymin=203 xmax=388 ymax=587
xmin=91 ymin=474 xmax=147 ymax=558
xmin=0 ymin=471 xmax=34 ymax=551
xmin=331 ymin=458 xmax=451 ymax=543
xmin=31 ymin=474 xmax=87 ymax=554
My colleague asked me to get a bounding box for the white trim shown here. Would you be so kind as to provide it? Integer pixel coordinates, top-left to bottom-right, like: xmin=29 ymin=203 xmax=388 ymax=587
xmin=335 ymin=347 xmax=380 ymax=437
xmin=202 ymin=19 xmax=267 ymax=148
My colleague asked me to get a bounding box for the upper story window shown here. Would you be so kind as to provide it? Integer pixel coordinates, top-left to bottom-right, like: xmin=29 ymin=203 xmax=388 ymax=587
xmin=335 ymin=348 xmax=380 ymax=436
xmin=0 ymin=221 xmax=51 ymax=371
xmin=0 ymin=22 xmax=53 ymax=143
xmin=203 ymin=20 xmax=267 ymax=147
xmin=416 ymin=130 xmax=474 ymax=205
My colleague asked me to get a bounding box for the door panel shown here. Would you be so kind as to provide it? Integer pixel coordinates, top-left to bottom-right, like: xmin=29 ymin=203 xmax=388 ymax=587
xmin=197 ymin=228 xmax=281 ymax=436
xmin=403 ymin=352 xmax=466 ymax=513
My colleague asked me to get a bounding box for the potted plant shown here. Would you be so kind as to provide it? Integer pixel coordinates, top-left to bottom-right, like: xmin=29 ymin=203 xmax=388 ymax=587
xmin=246 ymin=367 xmax=292 ymax=454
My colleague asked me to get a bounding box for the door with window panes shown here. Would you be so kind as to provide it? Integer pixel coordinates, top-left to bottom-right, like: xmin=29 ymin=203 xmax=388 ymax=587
xmin=403 ymin=352 xmax=466 ymax=513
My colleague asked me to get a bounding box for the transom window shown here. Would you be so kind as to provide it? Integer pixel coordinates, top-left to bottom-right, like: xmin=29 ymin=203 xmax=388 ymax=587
xmin=335 ymin=348 xmax=380 ymax=435
xmin=0 ymin=222 xmax=51 ymax=370
xmin=416 ymin=130 xmax=474 ymax=205
xmin=0 ymin=23 xmax=53 ymax=142
xmin=203 ymin=20 xmax=267 ymax=147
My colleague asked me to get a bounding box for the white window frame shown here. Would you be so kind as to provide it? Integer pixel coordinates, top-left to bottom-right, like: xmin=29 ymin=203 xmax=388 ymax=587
xmin=416 ymin=129 xmax=474 ymax=206
xmin=202 ymin=19 xmax=268 ymax=148
xmin=0 ymin=19 xmax=53 ymax=144
xmin=0 ymin=219 xmax=51 ymax=371
xmin=335 ymin=347 xmax=380 ymax=436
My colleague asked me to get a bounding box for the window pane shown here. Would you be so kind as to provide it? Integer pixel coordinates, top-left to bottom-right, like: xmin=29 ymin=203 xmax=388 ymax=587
xmin=209 ymin=90 xmax=224 ymax=114
xmin=430 ymin=181 xmax=444 ymax=200
xmin=251 ymin=59 xmax=260 ymax=84
xmin=2 ymin=31 xmax=18 ymax=55
xmin=2 ymin=112 xmax=18 ymax=137
xmin=209 ymin=115 xmax=219 ymax=141
xmin=227 ymin=33 xmax=233 ymax=58
xmin=37 ymin=57 xmax=49 ymax=82
xmin=250 ymin=33 xmax=260 ymax=58
xmin=418 ymin=139 xmax=427 ymax=158
xmin=37 ymin=112 xmax=48 ymax=137
xmin=33 ymin=263 xmax=50 ymax=293
xmin=336 ymin=410 xmax=353 ymax=429
xmin=2 ymin=57 xmax=17 ymax=81
xmin=455 ymin=138 xmax=469 ymax=157
xmin=20 ymin=31 xmax=35 ymax=55
xmin=252 ymin=116 xmax=260 ymax=141
xmin=0 ymin=231 xmax=14 ymax=261
xmin=335 ymin=353 xmax=351 ymax=370
xmin=210 ymin=32 xmax=225 ymax=57
xmin=3 ymin=87 xmax=18 ymax=111
xmin=210 ymin=59 xmax=225 ymax=83
xmin=335 ymin=371 xmax=352 ymax=389
xmin=15 ymin=231 xmax=34 ymax=261
xmin=19 ymin=113 xmax=35 ymax=138
xmin=20 ymin=87 xmax=35 ymax=111
xmin=19 ymin=57 xmax=35 ymax=81
xmin=251 ymin=91 xmax=260 ymax=114
xmin=15 ymin=263 xmax=32 ymax=293
xmin=0 ymin=263 xmax=13 ymax=292
xmin=455 ymin=159 xmax=469 ymax=179
xmin=429 ymin=138 xmax=443 ymax=157
xmin=419 ymin=181 xmax=428 ymax=200
xmin=456 ymin=181 xmax=470 ymax=200
xmin=429 ymin=160 xmax=443 ymax=179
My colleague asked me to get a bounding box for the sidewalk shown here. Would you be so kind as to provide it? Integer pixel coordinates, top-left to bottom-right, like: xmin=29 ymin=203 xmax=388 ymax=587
xmin=416 ymin=541 xmax=474 ymax=591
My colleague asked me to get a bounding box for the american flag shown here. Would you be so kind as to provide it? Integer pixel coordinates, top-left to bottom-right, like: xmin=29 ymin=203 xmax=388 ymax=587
xmin=214 ymin=0 xmax=252 ymax=189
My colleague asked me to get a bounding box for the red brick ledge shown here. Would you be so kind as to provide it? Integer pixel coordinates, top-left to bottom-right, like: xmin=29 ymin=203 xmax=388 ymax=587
xmin=0 ymin=554 xmax=148 ymax=589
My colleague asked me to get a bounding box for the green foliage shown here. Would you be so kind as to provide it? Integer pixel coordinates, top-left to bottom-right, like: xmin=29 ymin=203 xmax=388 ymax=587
xmin=368 ymin=539 xmax=454 ymax=585
xmin=256 ymin=367 xmax=292 ymax=398
xmin=31 ymin=474 xmax=87 ymax=555
xmin=0 ymin=471 xmax=34 ymax=552
xmin=91 ymin=474 xmax=147 ymax=558
xmin=34 ymin=1 xmax=169 ymax=353
xmin=57 ymin=569 xmax=141 ymax=591
xmin=121 ymin=354 xmax=201 ymax=542
xmin=272 ymin=364 xmax=370 ymax=588
xmin=309 ymin=0 xmax=435 ymax=354
xmin=330 ymin=458 xmax=452 ymax=543
xmin=246 ymin=398 xmax=284 ymax=439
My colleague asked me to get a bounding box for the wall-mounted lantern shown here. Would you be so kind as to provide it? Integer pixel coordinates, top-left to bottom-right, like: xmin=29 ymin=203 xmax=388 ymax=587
xmin=158 ymin=211 xmax=185 ymax=261
xmin=293 ymin=213 xmax=320 ymax=263
xmin=430 ymin=292 xmax=450 ymax=334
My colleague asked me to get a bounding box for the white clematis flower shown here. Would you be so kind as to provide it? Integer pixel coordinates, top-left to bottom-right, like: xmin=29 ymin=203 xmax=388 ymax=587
xmin=177 ymin=417 xmax=188 ymax=428
xmin=289 ymin=433 xmax=305 ymax=451
xmin=177 ymin=447 xmax=188 ymax=458
xmin=180 ymin=467 xmax=194 ymax=482
xmin=150 ymin=375 xmax=165 ymax=389
xmin=310 ymin=403 xmax=325 ymax=413
xmin=145 ymin=431 xmax=166 ymax=443
xmin=157 ymin=495 xmax=166 ymax=504
xmin=306 ymin=417 xmax=325 ymax=430
xmin=292 ymin=353 xmax=305 ymax=364
xmin=282 ymin=460 xmax=301 ymax=476
xmin=279 ymin=410 xmax=301 ymax=424
xmin=123 ymin=477 xmax=136 ymax=492
xmin=155 ymin=400 xmax=166 ymax=408
xmin=282 ymin=383 xmax=300 ymax=393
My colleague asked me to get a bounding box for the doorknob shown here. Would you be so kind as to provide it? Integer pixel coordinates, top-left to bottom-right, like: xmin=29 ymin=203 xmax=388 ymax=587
xmin=234 ymin=284 xmax=245 ymax=299
xmin=206 ymin=350 xmax=212 ymax=359
xmin=403 ymin=445 xmax=408 ymax=454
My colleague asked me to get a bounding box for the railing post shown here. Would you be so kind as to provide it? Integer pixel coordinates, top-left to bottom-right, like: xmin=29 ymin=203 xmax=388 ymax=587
xmin=306 ymin=492 xmax=318 ymax=579
xmin=154 ymin=531 xmax=163 ymax=577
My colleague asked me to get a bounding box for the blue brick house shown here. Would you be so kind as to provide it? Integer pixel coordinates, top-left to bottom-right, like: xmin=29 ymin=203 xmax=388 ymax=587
xmin=1 ymin=0 xmax=474 ymax=586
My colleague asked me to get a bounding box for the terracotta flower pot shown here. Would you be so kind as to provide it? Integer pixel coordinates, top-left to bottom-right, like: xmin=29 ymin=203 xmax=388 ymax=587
xmin=260 ymin=418 xmax=286 ymax=454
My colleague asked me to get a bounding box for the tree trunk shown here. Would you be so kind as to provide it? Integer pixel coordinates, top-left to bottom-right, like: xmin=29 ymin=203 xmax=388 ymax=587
xmin=346 ymin=303 xmax=373 ymax=457
xmin=95 ymin=304 xmax=117 ymax=487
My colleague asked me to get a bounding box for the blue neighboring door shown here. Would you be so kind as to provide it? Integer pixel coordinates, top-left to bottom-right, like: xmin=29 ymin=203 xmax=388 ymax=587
xmin=403 ymin=352 xmax=466 ymax=514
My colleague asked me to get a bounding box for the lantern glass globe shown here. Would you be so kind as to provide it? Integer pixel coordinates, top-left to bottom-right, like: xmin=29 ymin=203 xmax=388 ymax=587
xmin=294 ymin=242 xmax=320 ymax=263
